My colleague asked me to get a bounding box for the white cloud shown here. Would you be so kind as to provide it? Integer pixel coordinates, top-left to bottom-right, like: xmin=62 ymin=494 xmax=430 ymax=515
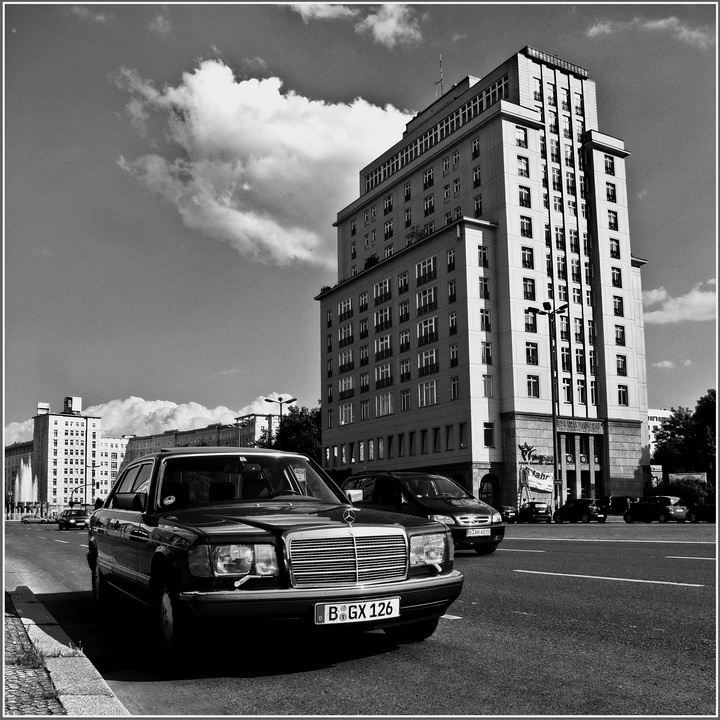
xmin=149 ymin=13 xmax=171 ymax=34
xmin=643 ymin=282 xmax=717 ymax=324
xmin=651 ymin=360 xmax=675 ymax=369
xmin=67 ymin=5 xmax=112 ymax=23
xmin=290 ymin=3 xmax=359 ymax=23
xmin=586 ymin=16 xmax=715 ymax=50
xmin=116 ymin=60 xmax=410 ymax=267
xmin=356 ymin=5 xmax=423 ymax=48
xmin=4 ymin=394 xmax=298 ymax=444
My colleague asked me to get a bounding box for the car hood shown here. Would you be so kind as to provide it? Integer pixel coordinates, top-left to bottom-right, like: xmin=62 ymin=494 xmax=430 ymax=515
xmin=160 ymin=500 xmax=441 ymax=537
xmin=416 ymin=497 xmax=494 ymax=517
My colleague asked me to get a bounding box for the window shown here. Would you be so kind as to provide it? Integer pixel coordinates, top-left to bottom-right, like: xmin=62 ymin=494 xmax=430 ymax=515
xmin=449 ymin=311 xmax=457 ymax=335
xmin=384 ymin=219 xmax=393 ymax=239
xmin=613 ymin=296 xmax=624 ymax=317
xmin=525 ymin=310 xmax=537 ymax=333
xmin=376 ymin=392 xmax=394 ymax=417
xmin=418 ymin=380 xmax=438 ymax=407
xmin=398 ymin=271 xmax=409 ymax=294
xmin=447 ymin=280 xmax=456 ymax=303
xmin=608 ymin=210 xmax=618 ymax=231
xmin=478 ymin=245 xmax=489 ymax=268
xmin=576 ymin=349 xmax=585 ymax=374
xmin=522 ymin=246 xmax=534 ymax=269
xmin=612 ymin=267 xmax=622 ymax=288
xmin=424 ymin=194 xmax=435 ymax=216
xmin=450 ymin=343 xmax=458 ymax=367
xmin=615 ymin=325 xmax=626 ymax=346
xmin=561 ymin=346 xmax=571 ymax=372
xmin=452 ymin=150 xmax=460 ymax=166
xmin=416 ymin=286 xmax=437 ymax=314
xmin=618 ymin=385 xmax=629 ymax=406
xmin=399 ymin=328 xmax=410 ymax=351
xmin=482 ymin=374 xmax=493 ymax=397
xmin=480 ymin=309 xmax=491 ymax=332
xmin=384 ymin=194 xmax=393 ymax=214
xmin=590 ymin=380 xmax=598 ymax=406
xmin=617 ymin=355 xmax=627 ymax=376
xmin=473 ymin=195 xmax=482 ymax=217
xmin=404 ymin=183 xmax=412 ymax=202
xmin=562 ymin=378 xmax=572 ymax=403
xmin=374 ymin=307 xmax=391 ymax=332
xmin=399 ymin=300 xmax=410 ymax=323
xmin=577 ymin=379 xmax=587 ymax=405
xmin=527 ymin=375 xmax=540 ymax=398
xmin=416 ymin=256 xmax=436 ymax=285
xmin=483 ymin=423 xmax=495 ymax=448
xmin=479 ymin=277 xmax=490 ymax=299
xmin=606 ymin=183 xmax=616 ymax=203
xmin=610 ymin=238 xmax=621 ymax=259
xmin=519 ymin=185 xmax=531 ymax=207
xmin=480 ymin=340 xmax=494 ymax=365
xmin=517 ymin=156 xmax=529 ymax=178
xmin=453 ymin=178 xmax=461 ymax=196
xmin=417 ymin=316 xmax=438 ymax=345
xmin=423 ymin=168 xmax=434 ymax=189
xmin=604 ymin=155 xmax=615 ymax=175
xmin=400 ymin=358 xmax=411 ymax=382
xmin=404 ymin=208 xmax=412 ymax=228
xmin=520 ymin=216 xmax=533 ymax=238
xmin=447 ymin=248 xmax=455 ymax=271
xmin=450 ymin=376 xmax=459 ymax=401
xmin=339 ymin=403 xmax=354 ymax=426
xmin=526 ymin=342 xmax=538 ymax=365
xmin=516 ymin=126 xmax=528 ymax=148
xmin=401 ymin=389 xmax=411 ymax=411
xmin=523 ymin=277 xmax=536 ymax=301
xmin=471 ymin=137 xmax=480 ymax=159
xmin=473 ymin=166 xmax=482 ymax=187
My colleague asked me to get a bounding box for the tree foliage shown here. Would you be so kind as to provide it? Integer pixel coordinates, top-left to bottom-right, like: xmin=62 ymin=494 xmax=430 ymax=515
xmin=651 ymin=389 xmax=716 ymax=503
xmin=254 ymin=406 xmax=321 ymax=463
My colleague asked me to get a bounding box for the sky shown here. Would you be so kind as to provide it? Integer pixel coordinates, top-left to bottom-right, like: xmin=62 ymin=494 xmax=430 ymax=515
xmin=3 ymin=2 xmax=717 ymax=444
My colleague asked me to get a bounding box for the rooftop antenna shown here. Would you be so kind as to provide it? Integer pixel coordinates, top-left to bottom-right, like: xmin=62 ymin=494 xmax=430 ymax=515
xmin=435 ymin=54 xmax=444 ymax=98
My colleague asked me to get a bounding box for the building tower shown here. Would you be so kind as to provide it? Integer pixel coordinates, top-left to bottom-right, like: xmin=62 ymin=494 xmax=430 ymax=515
xmin=316 ymin=47 xmax=649 ymax=508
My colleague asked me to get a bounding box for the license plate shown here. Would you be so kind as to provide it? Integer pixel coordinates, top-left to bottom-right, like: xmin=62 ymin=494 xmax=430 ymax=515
xmin=315 ymin=597 xmax=400 ymax=625
xmin=467 ymin=528 xmax=491 ymax=537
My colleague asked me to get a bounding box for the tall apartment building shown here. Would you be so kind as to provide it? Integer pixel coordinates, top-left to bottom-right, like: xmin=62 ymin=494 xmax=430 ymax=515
xmin=4 ymin=396 xmax=129 ymax=516
xmin=316 ymin=46 xmax=649 ymax=508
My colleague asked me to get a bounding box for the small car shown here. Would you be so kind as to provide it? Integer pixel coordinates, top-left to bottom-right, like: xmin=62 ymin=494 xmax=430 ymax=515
xmin=623 ymin=496 xmax=687 ymax=523
xmin=88 ymin=448 xmax=463 ymax=653
xmin=57 ymin=509 xmax=90 ymax=530
xmin=21 ymin=514 xmax=50 ymax=524
xmin=517 ymin=501 xmax=552 ymax=523
xmin=553 ymin=499 xmax=607 ymax=523
xmin=494 ymin=504 xmax=518 ymax=523
xmin=341 ymin=471 xmax=505 ymax=555
xmin=686 ymin=503 xmax=716 ymax=523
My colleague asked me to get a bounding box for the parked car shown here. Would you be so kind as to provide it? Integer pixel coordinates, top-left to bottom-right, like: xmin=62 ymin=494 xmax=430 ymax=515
xmin=686 ymin=503 xmax=716 ymax=523
xmin=493 ymin=504 xmax=518 ymax=523
xmin=57 ymin=509 xmax=90 ymax=530
xmin=341 ymin=470 xmax=504 ymax=555
xmin=596 ymin=495 xmax=638 ymax=515
xmin=517 ymin=501 xmax=552 ymax=523
xmin=623 ymin=496 xmax=687 ymax=523
xmin=21 ymin=515 xmax=50 ymax=524
xmin=553 ymin=499 xmax=607 ymax=524
xmin=88 ymin=448 xmax=463 ymax=653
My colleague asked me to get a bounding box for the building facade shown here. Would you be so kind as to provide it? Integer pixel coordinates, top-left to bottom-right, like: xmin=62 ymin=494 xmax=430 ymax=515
xmin=316 ymin=46 xmax=649 ymax=509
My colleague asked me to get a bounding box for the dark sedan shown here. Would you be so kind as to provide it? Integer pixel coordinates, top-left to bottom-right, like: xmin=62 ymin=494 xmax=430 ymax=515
xmin=517 ymin=501 xmax=552 ymax=523
xmin=553 ymin=499 xmax=607 ymax=523
xmin=686 ymin=503 xmax=716 ymax=523
xmin=341 ymin=471 xmax=505 ymax=555
xmin=623 ymin=496 xmax=687 ymax=523
xmin=88 ymin=448 xmax=463 ymax=654
xmin=494 ymin=504 xmax=518 ymax=523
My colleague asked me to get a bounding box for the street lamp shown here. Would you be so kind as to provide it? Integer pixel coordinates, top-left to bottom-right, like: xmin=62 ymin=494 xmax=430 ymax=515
xmin=526 ymin=301 xmax=569 ymax=509
xmin=264 ymin=396 xmax=297 ymax=416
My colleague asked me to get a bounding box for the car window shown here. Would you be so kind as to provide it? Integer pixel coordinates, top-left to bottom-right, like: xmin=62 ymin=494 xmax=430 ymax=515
xmin=404 ymin=475 xmax=470 ymax=499
xmin=346 ymin=477 xmax=376 ymax=503
xmin=156 ymin=454 xmax=342 ymax=509
xmin=133 ymin=463 xmax=154 ymax=494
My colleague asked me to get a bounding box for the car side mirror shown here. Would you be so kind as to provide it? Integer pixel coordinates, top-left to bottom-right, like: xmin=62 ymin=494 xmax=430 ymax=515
xmin=132 ymin=492 xmax=148 ymax=512
xmin=94 ymin=498 xmax=104 ymax=510
xmin=345 ymin=489 xmax=363 ymax=504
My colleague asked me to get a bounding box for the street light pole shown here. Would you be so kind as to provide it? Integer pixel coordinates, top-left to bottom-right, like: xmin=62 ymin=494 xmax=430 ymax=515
xmin=264 ymin=396 xmax=297 ymax=438
xmin=526 ymin=302 xmax=568 ymax=509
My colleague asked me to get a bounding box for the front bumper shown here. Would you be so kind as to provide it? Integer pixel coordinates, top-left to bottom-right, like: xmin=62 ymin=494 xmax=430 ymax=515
xmin=451 ymin=525 xmax=505 ymax=549
xmin=179 ymin=570 xmax=464 ymax=628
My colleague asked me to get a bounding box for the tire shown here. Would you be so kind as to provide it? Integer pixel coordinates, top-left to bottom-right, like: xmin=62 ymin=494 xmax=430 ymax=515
xmin=598 ymin=518 xmax=606 ymax=523
xmin=152 ymin=573 xmax=192 ymax=655
xmin=658 ymin=513 xmax=668 ymax=523
xmin=688 ymin=511 xmax=698 ymax=523
xmin=474 ymin=545 xmax=497 ymax=555
xmin=623 ymin=514 xmax=633 ymax=523
xmin=581 ymin=515 xmax=590 ymax=524
xmin=90 ymin=555 xmax=113 ymax=612
xmin=384 ymin=617 xmax=439 ymax=644
xmin=22 ymin=519 xmax=29 ymax=524
xmin=554 ymin=517 xmax=562 ymax=523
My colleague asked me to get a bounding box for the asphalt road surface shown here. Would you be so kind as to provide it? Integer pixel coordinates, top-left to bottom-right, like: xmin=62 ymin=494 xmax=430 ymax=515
xmin=5 ymin=520 xmax=716 ymax=715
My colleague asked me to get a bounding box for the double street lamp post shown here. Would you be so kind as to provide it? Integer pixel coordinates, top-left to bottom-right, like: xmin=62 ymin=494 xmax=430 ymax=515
xmin=526 ymin=301 xmax=569 ymax=509
xmin=264 ymin=396 xmax=297 ymax=437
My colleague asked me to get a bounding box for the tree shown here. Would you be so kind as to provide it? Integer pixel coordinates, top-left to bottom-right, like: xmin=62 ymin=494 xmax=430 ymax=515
xmin=255 ymin=406 xmax=322 ymax=463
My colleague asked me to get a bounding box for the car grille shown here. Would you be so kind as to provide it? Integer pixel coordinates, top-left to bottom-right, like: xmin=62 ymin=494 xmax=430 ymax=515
xmin=455 ymin=514 xmax=491 ymax=526
xmin=286 ymin=527 xmax=408 ymax=588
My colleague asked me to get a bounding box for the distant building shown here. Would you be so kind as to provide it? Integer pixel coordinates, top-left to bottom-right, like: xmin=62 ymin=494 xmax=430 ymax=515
xmin=647 ymin=408 xmax=673 ymax=457
xmin=4 ymin=396 xmax=129 ymax=517
xmin=316 ymin=46 xmax=649 ymax=508
xmin=120 ymin=413 xmax=280 ymax=468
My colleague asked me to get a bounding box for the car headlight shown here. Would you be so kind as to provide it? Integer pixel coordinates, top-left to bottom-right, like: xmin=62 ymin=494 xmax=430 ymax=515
xmin=410 ymin=533 xmax=447 ymax=566
xmin=188 ymin=544 xmax=279 ymax=578
xmin=427 ymin=514 xmax=455 ymax=526
xmin=492 ymin=512 xmax=502 ymax=523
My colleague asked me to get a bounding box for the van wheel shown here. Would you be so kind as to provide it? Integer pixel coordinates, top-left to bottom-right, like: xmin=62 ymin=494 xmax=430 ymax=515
xmin=658 ymin=513 xmax=668 ymax=523
xmin=581 ymin=515 xmax=590 ymax=523
xmin=384 ymin=617 xmax=439 ymax=644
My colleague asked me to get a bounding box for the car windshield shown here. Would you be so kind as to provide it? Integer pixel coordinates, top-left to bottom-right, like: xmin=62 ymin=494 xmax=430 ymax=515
xmin=156 ymin=454 xmax=343 ymax=509
xmin=403 ymin=475 xmax=472 ymax=499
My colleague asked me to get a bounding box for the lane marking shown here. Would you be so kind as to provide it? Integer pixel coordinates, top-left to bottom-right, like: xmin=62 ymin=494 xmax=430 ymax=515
xmin=498 ymin=548 xmax=545 ymax=553
xmin=53 ymin=539 xmax=70 ymax=545
xmin=442 ymin=614 xmax=463 ymax=620
xmin=508 ymin=538 xmax=715 ymax=545
xmin=514 ymin=569 xmax=705 ymax=587
xmin=666 ymin=556 xmax=715 ymax=561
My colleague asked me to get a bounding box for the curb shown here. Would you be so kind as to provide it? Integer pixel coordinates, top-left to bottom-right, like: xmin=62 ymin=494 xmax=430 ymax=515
xmin=7 ymin=586 xmax=130 ymax=716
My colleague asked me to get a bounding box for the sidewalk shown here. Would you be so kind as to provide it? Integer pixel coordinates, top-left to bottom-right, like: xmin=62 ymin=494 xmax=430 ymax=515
xmin=4 ymin=586 xmax=129 ymax=716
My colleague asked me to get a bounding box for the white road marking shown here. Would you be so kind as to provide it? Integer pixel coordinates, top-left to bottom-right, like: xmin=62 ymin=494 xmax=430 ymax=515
xmin=508 ymin=537 xmax=715 ymax=545
xmin=498 ymin=548 xmax=545 ymax=553
xmin=53 ymin=539 xmax=70 ymax=544
xmin=514 ymin=569 xmax=704 ymax=587
xmin=666 ymin=556 xmax=715 ymax=561
xmin=442 ymin=614 xmax=462 ymax=620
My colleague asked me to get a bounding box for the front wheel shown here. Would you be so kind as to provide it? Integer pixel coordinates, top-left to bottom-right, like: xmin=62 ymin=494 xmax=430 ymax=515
xmin=624 ymin=514 xmax=633 ymax=523
xmin=554 ymin=517 xmax=562 ymax=523
xmin=581 ymin=515 xmax=590 ymax=524
xmin=658 ymin=513 xmax=668 ymax=523
xmin=384 ymin=617 xmax=439 ymax=644
xmin=688 ymin=511 xmax=698 ymax=523
xmin=153 ymin=574 xmax=192 ymax=655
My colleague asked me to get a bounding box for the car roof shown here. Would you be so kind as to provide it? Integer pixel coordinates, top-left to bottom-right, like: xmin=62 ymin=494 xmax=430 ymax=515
xmin=128 ymin=447 xmax=308 ymax=463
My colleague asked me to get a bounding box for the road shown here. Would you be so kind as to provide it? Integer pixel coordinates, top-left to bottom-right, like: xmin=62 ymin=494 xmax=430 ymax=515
xmin=5 ymin=520 xmax=716 ymax=715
